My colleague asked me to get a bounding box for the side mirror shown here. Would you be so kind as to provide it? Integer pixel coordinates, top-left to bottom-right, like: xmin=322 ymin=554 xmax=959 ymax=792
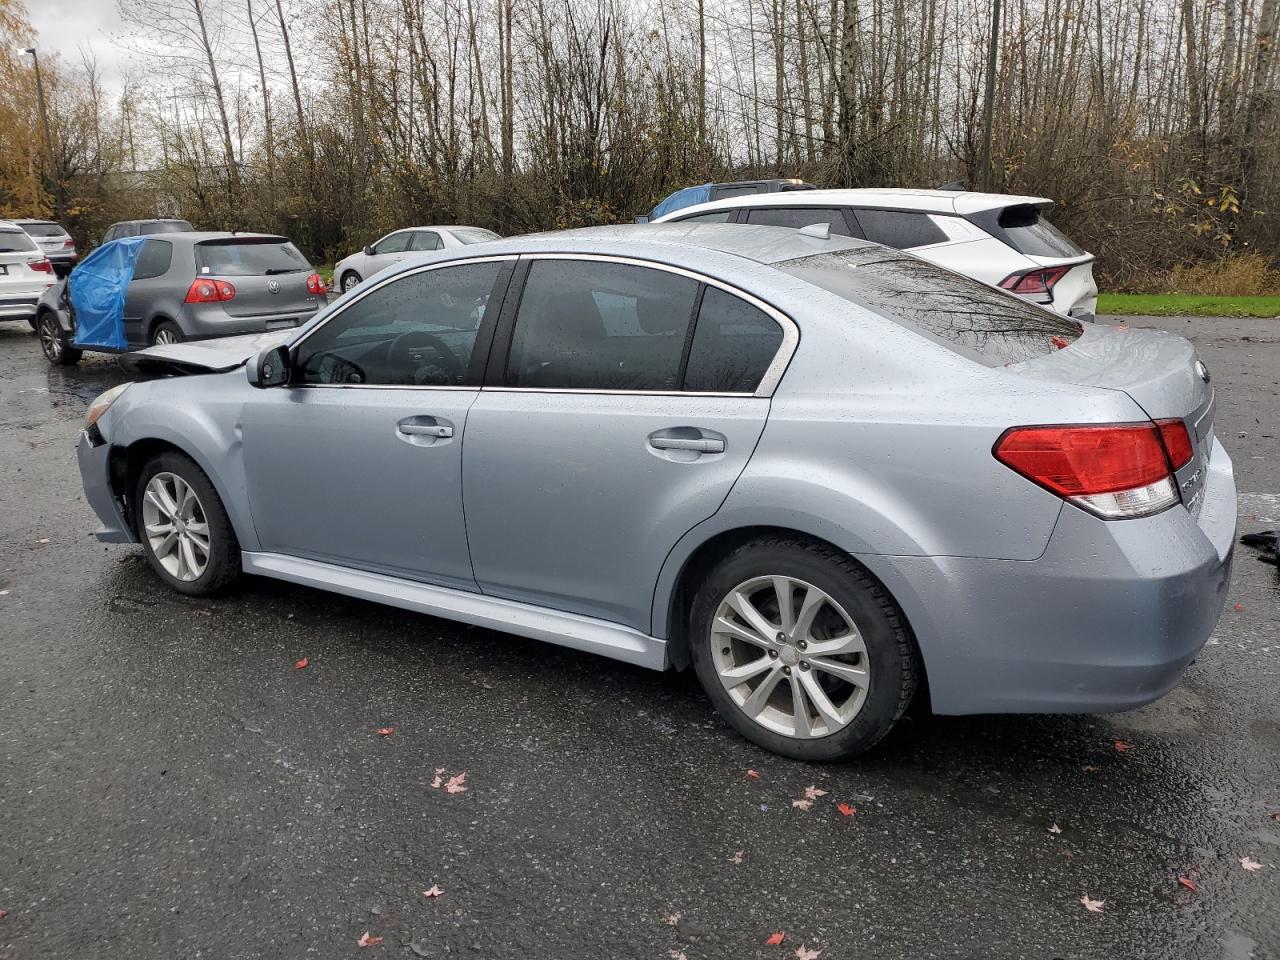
xmin=363 ymin=244 xmax=375 ymax=256
xmin=248 ymin=344 xmax=291 ymax=388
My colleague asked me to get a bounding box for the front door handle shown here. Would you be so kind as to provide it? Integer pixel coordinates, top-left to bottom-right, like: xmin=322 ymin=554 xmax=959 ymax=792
xmin=396 ymin=416 xmax=454 ymax=446
xmin=399 ymin=422 xmax=453 ymax=438
xmin=649 ymin=435 xmax=724 ymax=454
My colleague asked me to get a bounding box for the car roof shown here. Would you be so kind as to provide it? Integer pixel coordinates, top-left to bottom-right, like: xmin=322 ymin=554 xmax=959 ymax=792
xmin=114 ymin=218 xmax=192 ymax=224
xmin=12 ymin=218 xmax=60 ymax=226
xmin=658 ymin=187 xmax=1053 ymax=217
xmin=134 ymin=231 xmax=287 ymax=244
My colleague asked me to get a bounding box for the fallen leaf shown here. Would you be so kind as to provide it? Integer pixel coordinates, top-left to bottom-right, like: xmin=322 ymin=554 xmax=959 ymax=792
xmin=745 ymin=769 xmax=761 ymax=780
xmin=294 ymin=657 xmax=308 ymax=670
xmin=1177 ymin=875 xmax=1199 ymax=893
xmin=376 ymin=727 xmax=394 ymax=736
xmin=0 ymin=590 xmax=9 ymax=597
xmin=0 ymin=909 xmax=7 ymax=919
xmin=1079 ymin=895 xmax=1105 ymax=913
xmin=431 ymin=768 xmax=444 ymax=789
xmin=1240 ymin=856 xmax=1263 ymax=872
xmin=803 ymin=785 xmax=829 ymax=800
xmin=1048 ymin=823 xmax=1063 ymax=834
xmin=836 ymin=803 xmax=856 ymax=817
xmin=729 ymin=851 xmax=744 ymax=864
xmin=1271 ymin=813 xmax=1280 ymax=823
xmin=794 ymin=945 xmax=821 ymax=960
xmin=445 ymin=772 xmax=468 ymax=794
xmin=1051 ymin=335 xmax=1069 ymax=350
xmin=663 ymin=912 xmax=681 ymax=926
xmin=1113 ymin=740 xmax=1131 ymax=753
xmin=791 ymin=798 xmax=813 ymax=811
xmin=1059 ymin=848 xmax=1074 ymax=859
xmin=1234 ymin=603 xmax=1245 ymax=612
xmin=357 ymin=931 xmax=383 ymax=947
xmin=765 ymin=931 xmax=785 ymax=945
xmin=423 ymin=885 xmax=444 ymax=898
xmin=35 ymin=538 xmax=50 ymax=544
xmin=1082 ymin=764 xmax=1100 ymax=772
xmin=669 ymin=952 xmax=689 ymax=960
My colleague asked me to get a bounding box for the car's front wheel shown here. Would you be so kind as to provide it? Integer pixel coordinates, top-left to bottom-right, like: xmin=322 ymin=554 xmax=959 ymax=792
xmin=340 ymin=270 xmax=362 ymax=293
xmin=37 ymin=312 xmax=82 ymax=366
xmin=135 ymin=452 xmax=241 ymax=596
xmin=689 ymin=537 xmax=918 ymax=760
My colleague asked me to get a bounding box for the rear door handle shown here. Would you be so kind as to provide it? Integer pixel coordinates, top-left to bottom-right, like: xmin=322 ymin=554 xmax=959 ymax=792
xmin=649 ymin=436 xmax=724 ymax=453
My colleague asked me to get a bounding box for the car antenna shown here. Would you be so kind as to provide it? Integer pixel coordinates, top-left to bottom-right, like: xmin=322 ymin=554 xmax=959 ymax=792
xmin=798 ymin=222 xmax=831 ymax=240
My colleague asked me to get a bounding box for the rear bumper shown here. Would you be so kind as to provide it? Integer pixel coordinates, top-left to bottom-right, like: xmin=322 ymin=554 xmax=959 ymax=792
xmin=866 ymin=437 xmax=1236 ymax=715
xmin=180 ymin=303 xmax=321 ymax=339
xmin=77 ymin=431 xmax=135 ymax=544
xmin=0 ymin=295 xmax=40 ymax=319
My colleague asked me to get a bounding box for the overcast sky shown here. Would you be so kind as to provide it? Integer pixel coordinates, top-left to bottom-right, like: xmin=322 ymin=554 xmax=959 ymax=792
xmin=27 ymin=0 xmax=135 ymax=91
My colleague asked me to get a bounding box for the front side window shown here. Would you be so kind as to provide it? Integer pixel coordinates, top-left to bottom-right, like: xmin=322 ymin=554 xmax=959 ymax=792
xmin=852 ymin=209 xmax=948 ymax=249
xmin=505 ymin=260 xmax=698 ymax=390
xmin=373 ymin=232 xmax=412 ymax=255
xmin=684 ymin=286 xmax=783 ymax=393
xmin=744 ymin=207 xmax=855 ymax=237
xmin=296 ymin=261 xmax=504 ymax=386
xmin=131 ymin=240 xmax=173 ymax=280
xmin=411 ymin=231 xmax=442 ymax=252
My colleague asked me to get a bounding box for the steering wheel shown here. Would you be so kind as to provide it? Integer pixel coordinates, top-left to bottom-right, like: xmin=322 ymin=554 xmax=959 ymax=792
xmin=387 ymin=331 xmax=465 ymax=383
xmin=315 ymin=353 xmax=366 ymax=384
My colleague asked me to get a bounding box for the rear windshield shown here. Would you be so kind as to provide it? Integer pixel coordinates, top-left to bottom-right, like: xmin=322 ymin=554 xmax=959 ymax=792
xmin=19 ymin=222 xmax=65 ymax=238
xmin=142 ymin=220 xmax=194 ymax=236
xmin=197 ymin=239 xmax=309 ymax=276
xmin=780 ymin=247 xmax=1082 ymax=366
xmin=451 ymin=227 xmax=501 ymax=244
xmin=997 ymin=206 xmax=1084 ymax=258
xmin=0 ymin=229 xmax=39 ymax=253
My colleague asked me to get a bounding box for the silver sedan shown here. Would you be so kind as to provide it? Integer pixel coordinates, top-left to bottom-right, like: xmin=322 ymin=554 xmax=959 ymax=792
xmin=333 ymin=225 xmax=501 ymax=293
xmin=75 ymin=224 xmax=1235 ymax=759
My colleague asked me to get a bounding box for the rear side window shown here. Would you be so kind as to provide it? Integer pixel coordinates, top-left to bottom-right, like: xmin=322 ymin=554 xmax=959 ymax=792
xmin=684 ymin=287 xmax=783 ymax=393
xmin=675 ymin=210 xmax=734 ymax=224
xmin=997 ymin=206 xmax=1084 ymax=257
xmin=411 ymin=231 xmax=442 ymax=252
xmin=451 ymin=227 xmax=501 ymax=244
xmin=780 ymin=247 xmax=1082 ymax=367
xmin=505 ymin=260 xmax=698 ymax=390
xmin=0 ymin=229 xmax=38 ymax=253
xmin=853 ymin=209 xmax=948 ymax=249
xmin=197 ymin=240 xmax=308 ymax=276
xmin=131 ymin=240 xmax=173 ymax=280
xmin=745 ymin=207 xmax=856 ymax=237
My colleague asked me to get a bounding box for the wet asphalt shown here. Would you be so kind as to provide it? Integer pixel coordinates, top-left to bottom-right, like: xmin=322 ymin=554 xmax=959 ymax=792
xmin=0 ymin=315 xmax=1277 ymax=960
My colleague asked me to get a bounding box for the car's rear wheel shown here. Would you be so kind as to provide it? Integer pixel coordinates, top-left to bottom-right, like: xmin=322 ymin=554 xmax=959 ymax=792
xmin=151 ymin=321 xmax=183 ymax=346
xmin=135 ymin=452 xmax=240 ymax=596
xmin=38 ymin=312 xmax=81 ymax=366
xmin=689 ymin=537 xmax=918 ymax=760
xmin=341 ymin=270 xmax=362 ymax=292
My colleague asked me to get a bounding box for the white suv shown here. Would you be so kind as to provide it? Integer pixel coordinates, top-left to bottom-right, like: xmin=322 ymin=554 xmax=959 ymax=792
xmin=654 ymin=188 xmax=1098 ymax=321
xmin=0 ymin=220 xmax=56 ymax=328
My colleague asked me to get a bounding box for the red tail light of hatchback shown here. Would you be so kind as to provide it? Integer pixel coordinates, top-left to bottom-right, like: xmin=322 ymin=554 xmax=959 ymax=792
xmin=306 ymin=272 xmax=327 ymax=295
xmin=184 ymin=279 xmax=236 ymax=303
xmin=998 ymin=265 xmax=1071 ymax=302
xmin=994 ymin=421 xmax=1193 ymax=519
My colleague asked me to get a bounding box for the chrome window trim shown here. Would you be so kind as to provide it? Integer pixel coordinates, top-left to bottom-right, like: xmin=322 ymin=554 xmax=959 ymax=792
xmin=506 ymin=252 xmax=799 ymax=398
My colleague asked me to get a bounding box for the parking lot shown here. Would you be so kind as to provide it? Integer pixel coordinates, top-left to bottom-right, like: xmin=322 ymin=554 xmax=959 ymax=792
xmin=0 ymin=314 xmax=1276 ymax=959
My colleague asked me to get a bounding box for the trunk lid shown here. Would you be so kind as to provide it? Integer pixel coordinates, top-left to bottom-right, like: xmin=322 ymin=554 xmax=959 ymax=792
xmin=1010 ymin=324 xmax=1216 ymax=515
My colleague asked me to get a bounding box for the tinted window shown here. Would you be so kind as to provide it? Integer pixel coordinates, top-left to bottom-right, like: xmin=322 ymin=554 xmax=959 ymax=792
xmin=197 ymin=240 xmax=308 ymax=276
xmin=373 ymin=232 xmax=412 ymax=255
xmin=131 ymin=240 xmax=173 ymax=280
xmin=998 ymin=206 xmax=1085 ymax=257
xmin=20 ymin=222 xmax=65 ymax=238
xmin=411 ymin=231 xmax=442 ymax=252
xmin=675 ymin=211 xmax=734 ymax=224
xmin=297 ymin=261 xmax=503 ymax=386
xmin=506 ymin=260 xmax=698 ymax=390
xmin=452 ymin=227 xmax=501 ymax=244
xmin=713 ymin=184 xmax=765 ymax=200
xmin=684 ymin=286 xmax=783 ymax=393
xmin=780 ymin=247 xmax=1082 ymax=366
xmin=0 ymin=229 xmax=39 ymax=253
xmin=140 ymin=221 xmax=193 ymax=235
xmin=853 ymin=209 xmax=948 ymax=248
xmin=745 ymin=207 xmax=855 ymax=236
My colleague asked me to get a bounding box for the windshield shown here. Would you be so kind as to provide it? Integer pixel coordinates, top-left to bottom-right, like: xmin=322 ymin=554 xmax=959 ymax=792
xmin=997 ymin=206 xmax=1085 ymax=258
xmin=197 ymin=239 xmax=310 ymax=276
xmin=20 ymin=222 xmax=66 ymax=238
xmin=780 ymin=247 xmax=1082 ymax=366
xmin=0 ymin=229 xmax=39 ymax=253
xmin=451 ymin=227 xmax=501 ymax=245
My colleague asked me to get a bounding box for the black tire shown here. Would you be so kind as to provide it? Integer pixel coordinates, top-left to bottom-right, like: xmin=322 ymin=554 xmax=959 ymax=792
xmin=150 ymin=320 xmax=184 ymax=346
xmin=134 ymin=451 xmax=241 ymax=596
xmin=340 ymin=270 xmax=362 ymax=292
xmin=688 ymin=536 xmax=918 ymax=761
xmin=37 ymin=311 xmax=82 ymax=366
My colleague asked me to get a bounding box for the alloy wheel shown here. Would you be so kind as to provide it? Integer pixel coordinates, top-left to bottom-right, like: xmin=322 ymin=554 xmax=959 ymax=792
xmin=153 ymin=328 xmax=178 ymax=345
xmin=342 ymin=273 xmax=360 ymax=292
xmin=38 ymin=315 xmax=62 ymax=363
xmin=141 ymin=472 xmax=211 ymax=582
xmin=710 ymin=576 xmax=870 ymax=738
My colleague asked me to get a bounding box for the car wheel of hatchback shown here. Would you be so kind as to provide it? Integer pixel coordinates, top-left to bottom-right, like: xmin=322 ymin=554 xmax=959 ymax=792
xmin=38 ymin=313 xmax=82 ymax=366
xmin=151 ymin=321 xmax=184 ymax=346
xmin=341 ymin=270 xmax=362 ymax=292
xmin=689 ymin=537 xmax=918 ymax=760
xmin=135 ymin=452 xmax=241 ymax=596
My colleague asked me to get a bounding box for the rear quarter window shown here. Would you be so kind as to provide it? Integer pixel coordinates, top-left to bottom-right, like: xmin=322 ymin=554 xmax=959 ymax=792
xmin=852 ymin=209 xmax=949 ymax=249
xmin=131 ymin=240 xmax=173 ymax=280
xmin=997 ymin=206 xmax=1085 ymax=258
xmin=780 ymin=247 xmax=1082 ymax=367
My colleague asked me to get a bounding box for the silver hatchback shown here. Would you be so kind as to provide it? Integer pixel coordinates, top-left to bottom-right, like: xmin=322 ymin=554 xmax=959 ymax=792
xmin=75 ymin=224 xmax=1235 ymax=759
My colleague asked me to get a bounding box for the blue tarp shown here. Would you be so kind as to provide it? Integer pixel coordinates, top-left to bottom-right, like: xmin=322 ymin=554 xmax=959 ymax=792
xmin=70 ymin=236 xmax=147 ymax=350
xmin=649 ymin=183 xmax=713 ymax=220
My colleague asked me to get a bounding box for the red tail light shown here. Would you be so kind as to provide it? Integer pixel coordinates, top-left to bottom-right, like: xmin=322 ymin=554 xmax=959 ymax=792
xmin=184 ymin=278 xmax=236 ymax=303
xmin=63 ymin=238 xmax=75 ymax=249
xmin=999 ymin=265 xmax=1071 ymax=298
xmin=1155 ymin=419 xmax=1194 ymax=469
xmin=30 ymin=258 xmax=53 ymax=273
xmin=306 ymin=272 xmax=327 ymax=295
xmin=994 ymin=422 xmax=1185 ymax=518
